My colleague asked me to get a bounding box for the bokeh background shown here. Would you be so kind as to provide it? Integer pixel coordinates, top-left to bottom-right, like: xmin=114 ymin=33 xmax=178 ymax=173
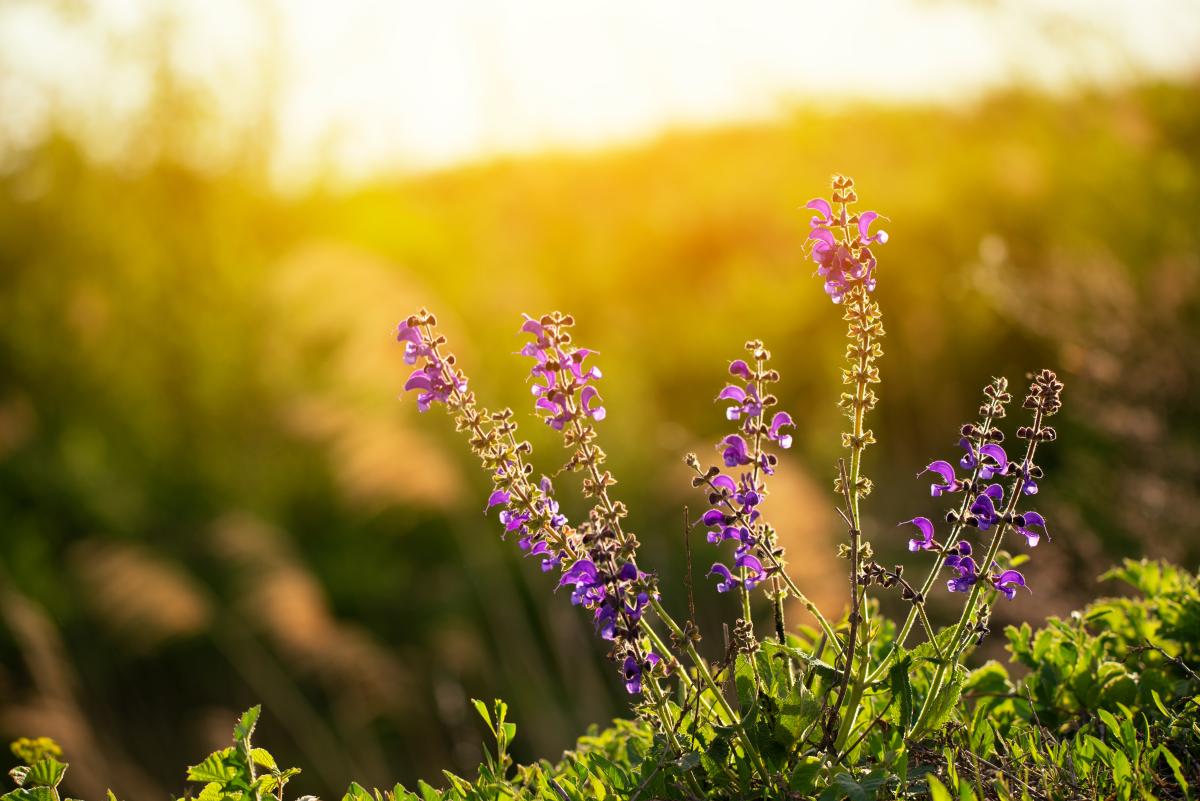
xmin=1 ymin=0 xmax=1199 ymax=797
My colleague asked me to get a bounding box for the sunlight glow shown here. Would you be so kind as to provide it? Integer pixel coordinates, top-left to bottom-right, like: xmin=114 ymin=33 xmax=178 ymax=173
xmin=1 ymin=0 xmax=1198 ymax=183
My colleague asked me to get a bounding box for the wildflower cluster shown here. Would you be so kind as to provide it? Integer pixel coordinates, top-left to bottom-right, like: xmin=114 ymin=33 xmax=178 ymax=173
xmin=384 ymin=176 xmax=1078 ymax=797
xmin=805 ymin=174 xmax=888 ymax=305
xmin=901 ymin=370 xmax=1061 ymax=605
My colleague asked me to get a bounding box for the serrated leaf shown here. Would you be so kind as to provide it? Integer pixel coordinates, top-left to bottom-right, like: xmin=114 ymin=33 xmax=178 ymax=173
xmin=889 ymin=656 xmax=914 ymax=735
xmin=188 ymin=752 xmax=237 ymax=785
xmin=25 ymin=759 xmax=67 ymax=789
xmin=734 ymin=653 xmax=758 ymax=713
xmin=196 ymin=782 xmax=225 ymax=801
xmin=917 ymin=667 xmax=967 ymax=736
xmin=249 ymin=748 xmax=276 ymax=771
xmin=0 ymin=787 xmax=57 ymax=801
xmin=233 ymin=707 xmax=261 ymax=744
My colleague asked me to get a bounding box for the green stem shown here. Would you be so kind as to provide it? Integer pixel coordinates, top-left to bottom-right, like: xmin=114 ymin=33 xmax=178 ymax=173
xmin=834 ymin=285 xmax=877 ymax=750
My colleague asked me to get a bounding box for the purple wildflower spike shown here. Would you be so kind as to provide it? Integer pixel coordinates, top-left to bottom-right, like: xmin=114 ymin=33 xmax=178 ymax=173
xmin=805 ymin=176 xmax=888 ymax=303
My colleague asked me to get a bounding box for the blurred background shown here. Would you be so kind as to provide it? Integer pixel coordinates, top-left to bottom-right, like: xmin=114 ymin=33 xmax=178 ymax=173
xmin=1 ymin=0 xmax=1198 ymax=797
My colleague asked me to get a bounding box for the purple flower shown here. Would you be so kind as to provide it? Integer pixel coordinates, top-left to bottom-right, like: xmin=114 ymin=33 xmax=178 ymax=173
xmin=395 ymin=320 xmax=433 ymax=365
xmin=716 ymin=384 xmax=763 ymax=421
xmin=1015 ymin=463 xmax=1039 ymax=496
xmin=709 ymin=562 xmax=739 ymax=593
xmin=901 ymin=517 xmax=936 ymax=552
xmin=921 ymin=460 xmax=961 ymax=496
xmin=768 ymin=412 xmax=795 ymax=449
xmin=721 ymin=434 xmax=752 ymax=467
xmin=992 ymin=570 xmax=1028 ymax=601
xmin=857 ymin=211 xmax=889 ymax=245
xmin=499 ymin=509 xmax=532 ymax=533
xmin=559 ymin=559 xmax=603 ymax=606
xmin=568 ymin=349 xmax=602 ymax=382
xmin=945 ymin=542 xmax=978 ymax=593
xmin=580 ymin=385 xmax=606 ymax=421
xmin=970 ymin=484 xmax=1005 ymax=530
xmin=1014 ymin=511 xmax=1048 ymax=547
xmin=804 ymin=181 xmax=887 ymax=303
xmin=735 ymin=551 xmax=768 ymax=590
xmin=622 ymin=652 xmax=659 ymax=695
xmin=805 ymin=198 xmax=833 ymax=227
xmin=486 ymin=490 xmax=511 ymax=510
xmin=402 ymin=363 xmax=466 ymax=413
xmin=960 ymin=438 xmax=1009 ymax=480
xmin=729 ymin=359 xmax=754 ymax=381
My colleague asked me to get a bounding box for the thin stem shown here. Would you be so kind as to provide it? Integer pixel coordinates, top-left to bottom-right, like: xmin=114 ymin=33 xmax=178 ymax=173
xmin=834 ymin=280 xmax=879 ymax=750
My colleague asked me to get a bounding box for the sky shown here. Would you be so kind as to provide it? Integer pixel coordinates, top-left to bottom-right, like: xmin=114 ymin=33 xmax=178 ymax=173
xmin=1 ymin=0 xmax=1198 ymax=184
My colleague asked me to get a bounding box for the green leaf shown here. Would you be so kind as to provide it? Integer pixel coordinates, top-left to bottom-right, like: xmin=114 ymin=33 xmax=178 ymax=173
xmin=233 ymin=707 xmax=260 ymax=745
xmin=1157 ymin=745 xmax=1189 ymax=799
xmin=24 ymin=759 xmax=66 ymax=790
xmin=470 ymin=699 xmax=494 ymax=736
xmin=776 ymin=683 xmax=820 ymax=746
xmin=733 ymin=653 xmax=758 ymax=713
xmin=342 ymin=782 xmax=374 ymax=801
xmin=187 ymin=751 xmax=237 ymax=785
xmin=248 ymin=749 xmax=276 ymax=771
xmin=820 ymin=772 xmax=886 ymax=801
xmin=917 ymin=667 xmax=967 ymax=735
xmin=0 ymin=787 xmax=57 ymax=801
xmin=196 ymin=782 xmax=225 ymax=801
xmin=415 ymin=779 xmax=442 ymax=801
xmin=888 ymin=656 xmax=914 ymax=734
xmin=926 ymin=775 xmax=953 ymax=801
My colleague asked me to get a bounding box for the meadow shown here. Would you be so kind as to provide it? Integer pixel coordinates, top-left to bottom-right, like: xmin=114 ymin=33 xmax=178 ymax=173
xmin=1 ymin=76 xmax=1198 ymax=798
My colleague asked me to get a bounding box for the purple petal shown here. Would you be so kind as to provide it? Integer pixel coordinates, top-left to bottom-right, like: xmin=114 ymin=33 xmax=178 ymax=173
xmin=729 ymin=360 xmax=753 ymax=380
xmin=717 ymin=385 xmax=747 ymax=403
xmin=768 ymin=412 xmax=795 ymax=449
xmin=901 ymin=517 xmax=935 ymax=551
xmin=805 ymin=198 xmax=832 ymax=223
xmin=711 ymin=475 xmax=737 ymax=493
xmin=403 ymin=372 xmax=434 ymax=392
xmin=486 ymin=490 xmax=511 ymax=509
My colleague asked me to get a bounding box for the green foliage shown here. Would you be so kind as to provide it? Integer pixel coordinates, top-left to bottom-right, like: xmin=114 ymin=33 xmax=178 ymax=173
xmin=3 ymin=555 xmax=1199 ymax=799
xmin=5 ymin=560 xmax=1200 ymax=798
